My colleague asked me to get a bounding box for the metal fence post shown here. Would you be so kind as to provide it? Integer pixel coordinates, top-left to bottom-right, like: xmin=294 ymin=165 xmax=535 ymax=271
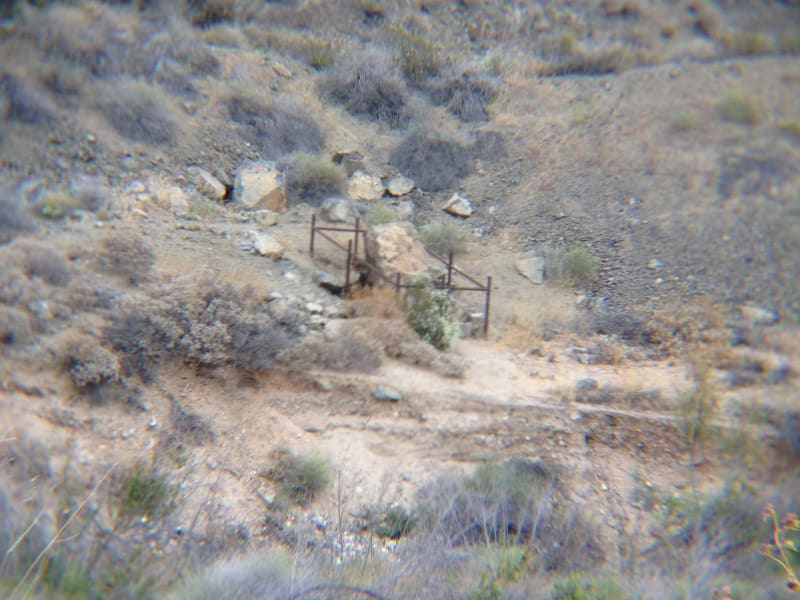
xmin=309 ymin=213 xmax=316 ymax=257
xmin=354 ymin=217 xmax=360 ymax=261
xmin=446 ymin=251 xmax=453 ymax=289
xmin=345 ymin=239 xmax=352 ymax=290
xmin=483 ymin=276 xmax=492 ymax=339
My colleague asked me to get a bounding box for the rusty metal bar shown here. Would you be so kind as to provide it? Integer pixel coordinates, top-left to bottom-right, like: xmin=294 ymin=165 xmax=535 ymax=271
xmin=316 ymin=230 xmax=351 ymax=253
xmin=483 ymin=276 xmax=492 ymax=339
xmin=310 ymin=213 xmax=316 ymax=257
xmin=353 ymin=217 xmax=360 ymax=261
xmin=424 ymin=248 xmax=484 ymax=288
xmin=314 ymin=225 xmax=361 ymax=233
xmin=446 ymin=251 xmax=453 ymax=288
xmin=345 ymin=239 xmax=352 ymax=290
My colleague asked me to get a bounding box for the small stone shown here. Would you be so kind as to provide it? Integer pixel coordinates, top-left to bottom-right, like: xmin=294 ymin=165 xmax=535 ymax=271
xmin=305 ymin=302 xmax=324 ymax=314
xmin=189 ymin=166 xmax=226 ymax=201
xmin=515 ymin=256 xmax=545 ymax=284
xmin=272 ymin=62 xmax=293 ymax=78
xmin=575 ymin=378 xmax=598 ymax=394
xmin=348 ymin=171 xmax=384 ymax=201
xmin=372 ymin=386 xmax=403 ymax=402
xmin=739 ymin=304 xmax=778 ymax=326
xmin=252 ymin=210 xmax=278 ymax=227
xmin=386 ymin=175 xmax=415 ymax=196
xmin=243 ymin=231 xmax=284 ymax=258
xmin=442 ymin=192 xmax=472 ymax=217
xmin=148 ymin=416 xmax=157 ymax=430
xmin=647 ymin=258 xmax=662 ymax=270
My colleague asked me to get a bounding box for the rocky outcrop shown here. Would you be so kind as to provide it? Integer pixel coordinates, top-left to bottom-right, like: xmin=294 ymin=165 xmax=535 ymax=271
xmin=364 ymin=222 xmax=435 ymax=286
xmin=233 ymin=161 xmax=286 ymax=212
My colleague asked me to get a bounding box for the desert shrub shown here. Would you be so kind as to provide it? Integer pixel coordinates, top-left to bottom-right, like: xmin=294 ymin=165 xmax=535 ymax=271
xmin=98 ymin=78 xmax=177 ymax=144
xmin=278 ymin=329 xmax=383 ymax=373
xmin=539 ymin=44 xmax=636 ymax=76
xmin=32 ymin=187 xmax=85 ymax=220
xmin=472 ymin=129 xmax=507 ymax=160
xmin=716 ymin=29 xmax=774 ymax=56
xmin=780 ymin=120 xmax=800 ymax=142
xmin=389 ymin=132 xmax=472 ymax=192
xmin=268 ymin=449 xmax=331 ymax=507
xmin=321 ymin=52 xmax=412 ymax=129
xmin=550 ymin=574 xmax=628 ymax=600
xmin=18 ymin=242 xmax=71 ymax=286
xmin=97 ymin=232 xmax=156 ymax=286
xmin=537 ymin=31 xmax=578 ymax=58
xmin=135 ymin=17 xmax=221 ymax=79
xmin=105 ymin=277 xmax=298 ymax=380
xmin=228 ymin=92 xmax=325 ymax=159
xmin=283 ymin=153 xmax=346 ymax=206
xmin=363 ymin=203 xmax=396 ymax=225
xmin=386 ymin=22 xmax=442 ymax=82
xmin=376 ymin=505 xmax=417 ymax=540
xmin=419 ymin=221 xmax=468 ymax=258
xmin=118 ymin=461 xmax=173 ymax=519
xmin=62 ymin=333 xmax=120 ymax=390
xmin=717 ymin=92 xmax=763 ymax=125
xmin=0 ymin=73 xmax=55 ymax=124
xmin=0 ymin=306 xmax=34 ymax=346
xmin=545 ymin=245 xmax=599 ymax=287
xmin=416 ymin=460 xmax=602 ymax=572
xmin=0 ymin=187 xmax=34 ymax=244
xmin=304 ymin=37 xmax=338 ymax=69
xmin=403 ymin=275 xmax=460 ymax=350
xmin=670 ymin=109 xmax=702 ymax=132
xmin=25 ymin=2 xmax=133 ymax=78
xmin=779 ymin=31 xmax=800 ymax=54
xmin=187 ymin=0 xmax=263 ymax=26
xmin=423 ymin=73 xmax=498 ymax=122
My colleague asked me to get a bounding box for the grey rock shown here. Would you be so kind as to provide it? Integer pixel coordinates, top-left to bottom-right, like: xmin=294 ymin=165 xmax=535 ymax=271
xmin=386 ymin=175 xmax=415 ymax=196
xmin=320 ymin=197 xmax=352 ymax=222
xmin=739 ymin=304 xmax=778 ymax=326
xmin=442 ymin=192 xmax=472 ymax=217
xmin=575 ymin=378 xmax=598 ymax=395
xmin=372 ymin=385 xmax=404 ymax=402
xmin=515 ymin=256 xmax=545 ymax=284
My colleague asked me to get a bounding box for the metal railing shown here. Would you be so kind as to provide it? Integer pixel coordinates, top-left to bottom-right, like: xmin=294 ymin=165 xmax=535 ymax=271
xmin=310 ymin=214 xmax=492 ymax=337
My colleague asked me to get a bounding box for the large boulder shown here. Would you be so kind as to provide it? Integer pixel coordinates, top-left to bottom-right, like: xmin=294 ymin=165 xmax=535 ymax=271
xmin=364 ymin=222 xmax=436 ymax=286
xmin=189 ymin=166 xmax=226 ymax=202
xmin=348 ymin=171 xmax=384 ymax=201
xmin=233 ymin=161 xmax=286 ymax=212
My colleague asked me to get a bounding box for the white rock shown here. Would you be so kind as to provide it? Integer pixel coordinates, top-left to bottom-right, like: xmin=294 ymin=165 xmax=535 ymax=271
xmin=234 ymin=161 xmax=286 ymax=212
xmin=647 ymin=258 xmax=662 ymax=270
xmin=348 ymin=171 xmax=384 ymax=201
xmin=305 ymin=302 xmax=324 ymax=314
xmin=364 ymin=222 xmax=436 ymax=286
xmin=442 ymin=192 xmax=472 ymax=217
xmin=244 ymin=231 xmax=284 ymax=258
xmin=372 ymin=386 xmax=403 ymax=402
xmin=320 ymin=197 xmax=352 ymax=223
xmin=189 ymin=166 xmax=226 ymax=201
xmin=386 ymin=175 xmax=415 ymax=196
xmin=515 ymin=256 xmax=545 ymax=284
xmin=739 ymin=304 xmax=778 ymax=326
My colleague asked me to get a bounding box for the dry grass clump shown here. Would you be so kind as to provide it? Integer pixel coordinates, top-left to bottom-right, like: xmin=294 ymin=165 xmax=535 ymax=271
xmin=97 ymin=232 xmax=156 ymax=286
xmin=227 ymin=90 xmax=325 ymax=159
xmin=419 ymin=220 xmax=468 ymax=257
xmin=187 ymin=0 xmax=264 ymax=27
xmin=716 ymin=29 xmax=774 ymax=56
xmin=423 ymin=72 xmax=498 ymax=123
xmin=105 ymin=277 xmax=298 ymax=381
xmin=385 ymin=22 xmax=443 ymax=83
xmin=0 ymin=305 xmax=34 ymax=347
xmin=283 ymin=153 xmax=346 ymax=206
xmin=779 ymin=120 xmax=800 ymax=142
xmin=321 ymin=51 xmax=413 ymax=129
xmin=717 ymin=91 xmax=763 ymax=125
xmin=303 ymin=37 xmax=339 ymax=70
xmin=670 ymin=109 xmax=702 ymax=132
xmin=62 ymin=332 xmax=120 ymax=392
xmin=265 ymin=449 xmax=331 ymax=507
xmin=389 ymin=131 xmax=472 ymax=192
xmin=97 ymin=78 xmax=178 ymax=144
xmin=0 ymin=73 xmax=56 ymax=124
xmin=545 ymin=244 xmax=600 ymax=287
xmin=23 ymin=2 xmax=135 ymax=78
xmin=778 ymin=31 xmax=800 ymax=54
xmin=539 ymin=43 xmax=636 ymax=76
xmin=17 ymin=242 xmax=72 ymax=287
xmin=0 ymin=186 xmax=35 ymax=244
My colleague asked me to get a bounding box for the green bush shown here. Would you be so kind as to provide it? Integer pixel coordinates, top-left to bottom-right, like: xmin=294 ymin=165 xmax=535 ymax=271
xmin=419 ymin=221 xmax=468 ymax=258
xmin=363 ymin=203 xmax=397 ymax=225
xmin=283 ymin=153 xmax=346 ymax=206
xmin=717 ymin=92 xmax=763 ymax=125
xmin=386 ymin=23 xmax=442 ymax=82
xmin=404 ymin=276 xmax=460 ymax=350
xmin=273 ymin=451 xmax=331 ymax=506
xmin=546 ymin=245 xmax=599 ymax=287
xmin=119 ymin=462 xmax=173 ymax=519
xmin=376 ymin=505 xmax=417 ymax=540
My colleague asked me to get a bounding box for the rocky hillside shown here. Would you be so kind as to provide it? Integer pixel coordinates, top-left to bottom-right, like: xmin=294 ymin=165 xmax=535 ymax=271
xmin=1 ymin=1 xmax=799 ymax=599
